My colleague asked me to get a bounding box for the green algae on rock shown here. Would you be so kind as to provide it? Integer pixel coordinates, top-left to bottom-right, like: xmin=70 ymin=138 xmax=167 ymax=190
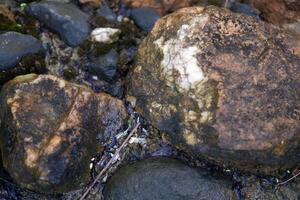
xmin=126 ymin=6 xmax=300 ymax=173
xmin=0 ymin=74 xmax=127 ymax=193
xmin=105 ymin=157 xmax=235 ymax=200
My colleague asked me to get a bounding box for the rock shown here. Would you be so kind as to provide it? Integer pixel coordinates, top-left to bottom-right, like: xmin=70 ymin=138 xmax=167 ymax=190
xmin=230 ymin=2 xmax=260 ymax=19
xmin=105 ymin=157 xmax=235 ymax=200
xmin=0 ymin=32 xmax=44 ymax=70
xmin=90 ymin=27 xmax=121 ymax=44
xmin=250 ymin=0 xmax=300 ymax=25
xmin=130 ymin=7 xmax=160 ymax=32
xmin=79 ymin=0 xmax=102 ymax=8
xmin=95 ymin=2 xmax=117 ymax=22
xmin=0 ymin=74 xmax=127 ymax=193
xmin=89 ymin=49 xmax=119 ymax=80
xmin=26 ymin=1 xmax=90 ymax=46
xmin=121 ymin=0 xmax=192 ymax=16
xmin=126 ymin=6 xmax=300 ymax=173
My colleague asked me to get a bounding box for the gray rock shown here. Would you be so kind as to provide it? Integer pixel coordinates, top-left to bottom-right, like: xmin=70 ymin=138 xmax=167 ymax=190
xmin=104 ymin=157 xmax=235 ymax=200
xmin=0 ymin=32 xmax=44 ymax=70
xmin=90 ymin=49 xmax=119 ymax=80
xmin=130 ymin=7 xmax=160 ymax=32
xmin=96 ymin=2 xmax=117 ymax=22
xmin=26 ymin=1 xmax=90 ymax=46
xmin=0 ymin=74 xmax=127 ymax=193
xmin=126 ymin=6 xmax=300 ymax=173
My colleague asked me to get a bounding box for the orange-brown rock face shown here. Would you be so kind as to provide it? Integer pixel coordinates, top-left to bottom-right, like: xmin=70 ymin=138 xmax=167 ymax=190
xmin=250 ymin=0 xmax=300 ymax=25
xmin=126 ymin=6 xmax=300 ymax=173
xmin=121 ymin=0 xmax=193 ymax=15
xmin=0 ymin=74 xmax=127 ymax=193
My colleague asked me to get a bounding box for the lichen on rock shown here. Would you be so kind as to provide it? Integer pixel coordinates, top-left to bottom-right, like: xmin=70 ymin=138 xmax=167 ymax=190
xmin=126 ymin=6 xmax=300 ymax=173
xmin=0 ymin=74 xmax=127 ymax=193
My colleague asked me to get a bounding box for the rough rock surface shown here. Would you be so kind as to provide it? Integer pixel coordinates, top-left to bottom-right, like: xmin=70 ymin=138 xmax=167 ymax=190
xmin=126 ymin=6 xmax=300 ymax=173
xmin=105 ymin=157 xmax=235 ymax=200
xmin=250 ymin=0 xmax=300 ymax=25
xmin=26 ymin=1 xmax=90 ymax=46
xmin=0 ymin=32 xmax=44 ymax=70
xmin=0 ymin=74 xmax=127 ymax=193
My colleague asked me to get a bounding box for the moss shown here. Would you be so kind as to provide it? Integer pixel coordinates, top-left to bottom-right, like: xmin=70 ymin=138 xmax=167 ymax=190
xmin=63 ymin=67 xmax=78 ymax=80
xmin=0 ymin=14 xmax=23 ymax=32
xmin=78 ymin=40 xmax=115 ymax=57
xmin=0 ymin=53 xmax=46 ymax=86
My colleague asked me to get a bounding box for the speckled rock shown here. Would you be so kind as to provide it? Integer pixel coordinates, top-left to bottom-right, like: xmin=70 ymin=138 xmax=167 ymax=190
xmin=126 ymin=6 xmax=300 ymax=173
xmin=26 ymin=1 xmax=90 ymax=46
xmin=105 ymin=157 xmax=235 ymax=200
xmin=0 ymin=74 xmax=127 ymax=193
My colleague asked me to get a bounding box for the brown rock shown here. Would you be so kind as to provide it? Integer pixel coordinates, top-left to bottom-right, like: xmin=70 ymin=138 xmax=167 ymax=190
xmin=79 ymin=0 xmax=102 ymax=8
xmin=0 ymin=74 xmax=127 ymax=193
xmin=126 ymin=6 xmax=300 ymax=173
xmin=250 ymin=0 xmax=300 ymax=25
xmin=121 ymin=0 xmax=193 ymax=15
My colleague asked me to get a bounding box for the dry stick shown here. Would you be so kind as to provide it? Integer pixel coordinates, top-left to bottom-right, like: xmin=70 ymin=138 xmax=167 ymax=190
xmin=79 ymin=122 xmax=141 ymax=200
xmin=278 ymin=170 xmax=300 ymax=186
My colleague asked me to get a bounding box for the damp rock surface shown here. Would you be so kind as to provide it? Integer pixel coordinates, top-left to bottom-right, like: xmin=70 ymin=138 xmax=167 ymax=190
xmin=0 ymin=32 xmax=44 ymax=70
xmin=104 ymin=157 xmax=235 ymax=200
xmin=26 ymin=1 xmax=90 ymax=46
xmin=126 ymin=6 xmax=300 ymax=173
xmin=0 ymin=74 xmax=127 ymax=193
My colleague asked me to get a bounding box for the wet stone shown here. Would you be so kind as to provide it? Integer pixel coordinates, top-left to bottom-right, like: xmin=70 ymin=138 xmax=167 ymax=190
xmin=95 ymin=1 xmax=117 ymax=22
xmin=130 ymin=7 xmax=160 ymax=32
xmin=26 ymin=1 xmax=91 ymax=46
xmin=0 ymin=74 xmax=127 ymax=193
xmin=0 ymin=32 xmax=44 ymax=71
xmin=89 ymin=49 xmax=119 ymax=81
xmin=104 ymin=157 xmax=235 ymax=200
xmin=126 ymin=6 xmax=300 ymax=173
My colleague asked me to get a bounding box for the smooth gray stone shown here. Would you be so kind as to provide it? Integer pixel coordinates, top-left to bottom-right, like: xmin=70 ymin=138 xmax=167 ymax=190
xmin=26 ymin=1 xmax=90 ymax=46
xmin=0 ymin=31 xmax=44 ymax=70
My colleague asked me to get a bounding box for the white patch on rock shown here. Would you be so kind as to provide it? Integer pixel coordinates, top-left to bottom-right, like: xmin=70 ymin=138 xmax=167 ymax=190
xmin=90 ymin=28 xmax=121 ymax=44
xmin=154 ymin=14 xmax=209 ymax=90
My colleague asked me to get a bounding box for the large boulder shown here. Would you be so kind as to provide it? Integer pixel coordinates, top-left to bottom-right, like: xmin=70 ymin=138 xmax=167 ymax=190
xmin=104 ymin=157 xmax=235 ymax=200
xmin=126 ymin=6 xmax=300 ymax=173
xmin=0 ymin=74 xmax=127 ymax=193
xmin=26 ymin=1 xmax=91 ymax=46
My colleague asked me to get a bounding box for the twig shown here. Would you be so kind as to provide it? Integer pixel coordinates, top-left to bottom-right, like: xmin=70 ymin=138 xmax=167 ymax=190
xmin=278 ymin=170 xmax=300 ymax=186
xmin=79 ymin=122 xmax=141 ymax=200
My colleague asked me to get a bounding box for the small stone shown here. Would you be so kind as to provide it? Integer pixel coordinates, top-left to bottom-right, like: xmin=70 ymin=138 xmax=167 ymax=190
xmin=90 ymin=27 xmax=121 ymax=44
xmin=130 ymin=7 xmax=160 ymax=32
xmin=0 ymin=74 xmax=127 ymax=193
xmin=104 ymin=157 xmax=235 ymax=200
xmin=26 ymin=1 xmax=91 ymax=46
xmin=0 ymin=31 xmax=44 ymax=70
xmin=89 ymin=49 xmax=119 ymax=80
xmin=95 ymin=1 xmax=117 ymax=22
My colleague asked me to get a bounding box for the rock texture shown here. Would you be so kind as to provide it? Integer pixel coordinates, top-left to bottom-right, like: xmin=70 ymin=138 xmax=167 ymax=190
xmin=250 ymin=0 xmax=300 ymax=27
xmin=0 ymin=74 xmax=127 ymax=193
xmin=0 ymin=32 xmax=44 ymax=71
xmin=105 ymin=157 xmax=235 ymax=200
xmin=126 ymin=6 xmax=300 ymax=173
xmin=26 ymin=1 xmax=90 ymax=46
